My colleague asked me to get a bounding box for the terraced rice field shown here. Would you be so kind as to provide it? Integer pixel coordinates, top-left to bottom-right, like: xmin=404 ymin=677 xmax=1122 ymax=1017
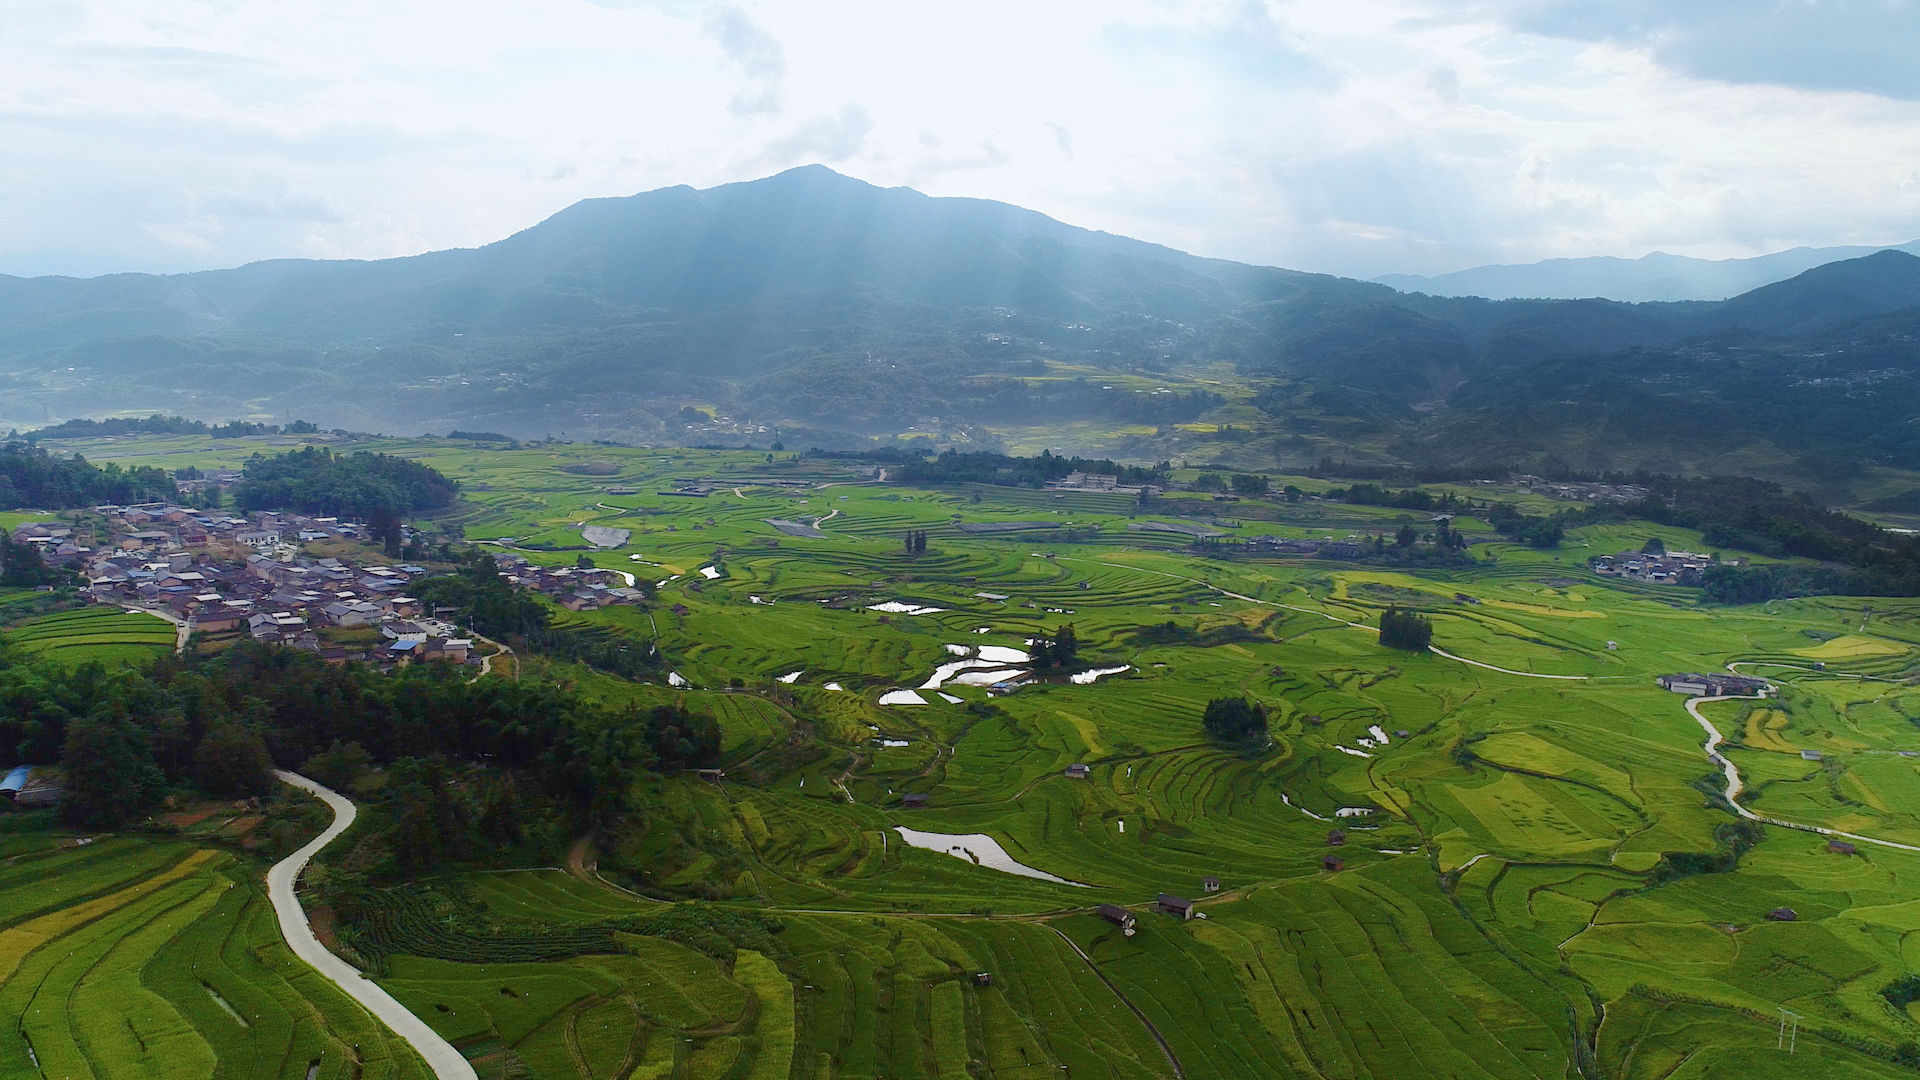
xmin=7 ymin=606 xmax=176 ymax=666
xmin=20 ymin=436 xmax=1920 ymax=1078
xmin=0 ymin=835 xmax=430 ymax=1079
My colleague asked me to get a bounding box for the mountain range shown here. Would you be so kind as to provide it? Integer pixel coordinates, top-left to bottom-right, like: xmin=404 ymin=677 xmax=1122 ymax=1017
xmin=1376 ymin=241 xmax=1920 ymax=302
xmin=6 ymin=165 xmax=1920 ymax=489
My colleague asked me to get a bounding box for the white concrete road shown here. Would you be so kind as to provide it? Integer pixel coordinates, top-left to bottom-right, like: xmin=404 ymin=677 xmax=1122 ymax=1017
xmin=268 ymin=770 xmax=479 ymax=1080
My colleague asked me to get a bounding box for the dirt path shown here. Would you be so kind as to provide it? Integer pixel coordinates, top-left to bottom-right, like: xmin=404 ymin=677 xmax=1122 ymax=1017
xmin=565 ymin=833 xmax=597 ymax=881
xmin=268 ymin=771 xmax=477 ymax=1080
xmin=120 ymin=604 xmax=189 ymax=654
xmin=467 ymin=631 xmax=512 ymax=683
xmin=1686 ymin=694 xmax=1920 ymax=853
xmin=565 ymin=833 xmax=666 ymax=905
xmin=1044 ymin=924 xmax=1185 ymax=1078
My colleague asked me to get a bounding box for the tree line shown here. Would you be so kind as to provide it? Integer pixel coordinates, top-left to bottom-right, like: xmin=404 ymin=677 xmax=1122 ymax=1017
xmin=233 ymin=446 xmax=460 ymax=519
xmin=0 ymin=443 xmax=177 ymax=509
xmin=884 ymin=448 xmax=1169 ymax=488
xmin=0 ymin=637 xmax=714 ymax=878
xmin=18 ymin=414 xmax=325 ymax=441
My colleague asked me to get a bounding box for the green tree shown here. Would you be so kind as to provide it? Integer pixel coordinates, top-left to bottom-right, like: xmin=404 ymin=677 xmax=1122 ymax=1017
xmin=1396 ymin=524 xmax=1418 ymax=548
xmin=1202 ymin=697 xmax=1269 ymax=746
xmin=1642 ymin=536 xmax=1667 ymax=556
xmin=301 ymin=740 xmax=373 ymax=793
xmin=194 ymin=721 xmax=274 ymax=797
xmin=1231 ymin=473 xmax=1269 ymax=497
xmin=62 ymin=710 xmax=164 ymax=827
xmin=1379 ymin=606 xmax=1433 ymax=651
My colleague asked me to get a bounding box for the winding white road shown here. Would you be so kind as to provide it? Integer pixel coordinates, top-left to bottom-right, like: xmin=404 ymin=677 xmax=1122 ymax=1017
xmin=268 ymin=770 xmax=479 ymax=1080
xmin=1684 ymin=696 xmax=1920 ymax=853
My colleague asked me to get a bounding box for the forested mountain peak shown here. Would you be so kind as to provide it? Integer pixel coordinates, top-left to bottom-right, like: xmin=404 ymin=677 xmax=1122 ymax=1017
xmin=7 ymin=172 xmax=1920 ymax=486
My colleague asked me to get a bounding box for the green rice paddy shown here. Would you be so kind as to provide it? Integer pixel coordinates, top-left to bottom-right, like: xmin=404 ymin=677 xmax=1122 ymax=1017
xmin=11 ymin=435 xmax=1920 ymax=1077
xmin=7 ymin=606 xmax=177 ymax=667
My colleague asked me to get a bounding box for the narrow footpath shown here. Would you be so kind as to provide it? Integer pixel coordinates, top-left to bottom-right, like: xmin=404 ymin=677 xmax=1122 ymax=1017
xmin=268 ymin=770 xmax=479 ymax=1080
xmin=1044 ymin=925 xmax=1185 ymax=1078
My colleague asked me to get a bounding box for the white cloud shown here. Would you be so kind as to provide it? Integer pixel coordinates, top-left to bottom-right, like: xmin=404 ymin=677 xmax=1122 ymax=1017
xmin=0 ymin=0 xmax=1916 ymax=279
xmin=703 ymin=4 xmax=786 ymax=116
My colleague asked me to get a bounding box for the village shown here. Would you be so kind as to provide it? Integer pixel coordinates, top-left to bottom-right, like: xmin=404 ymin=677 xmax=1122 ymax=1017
xmin=10 ymin=502 xmax=646 ymax=667
xmin=1589 ymin=546 xmax=1726 ymax=585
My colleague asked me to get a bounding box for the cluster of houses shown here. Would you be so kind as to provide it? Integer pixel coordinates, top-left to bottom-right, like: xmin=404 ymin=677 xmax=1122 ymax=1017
xmin=1591 ymin=549 xmax=1729 ymax=585
xmin=1244 ymin=535 xmax=1366 ymax=559
xmin=1045 ymin=471 xmax=1159 ymax=497
xmin=12 ymin=503 xmax=382 ymax=560
xmin=1509 ymin=476 xmax=1651 ymax=504
xmin=12 ymin=506 xmax=478 ymax=669
xmin=1094 ymin=840 xmax=1357 ymax=934
xmin=1657 ymin=673 xmax=1772 ymax=697
xmin=487 ymin=553 xmax=649 ymax=610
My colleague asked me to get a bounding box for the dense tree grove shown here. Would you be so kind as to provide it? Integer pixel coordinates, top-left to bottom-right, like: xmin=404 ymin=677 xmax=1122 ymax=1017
xmin=1201 ymin=696 xmax=1269 ymax=746
xmin=0 ymin=537 xmax=76 ymax=588
xmin=21 ymin=414 xmax=298 ymax=441
xmin=233 ymin=446 xmax=460 ymax=519
xmin=0 ymin=639 xmax=712 ymax=869
xmin=1029 ymin=625 xmax=1079 ymax=669
xmin=1324 ymin=484 xmax=1468 ymax=512
xmin=1379 ymin=606 xmax=1433 ymax=651
xmin=0 ymin=443 xmax=177 ymax=509
xmin=882 ymin=449 xmax=1169 ymax=488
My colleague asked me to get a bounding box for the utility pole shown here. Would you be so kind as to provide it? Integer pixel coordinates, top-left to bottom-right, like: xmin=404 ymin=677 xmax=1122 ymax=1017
xmin=1777 ymin=1008 xmax=1800 ymax=1054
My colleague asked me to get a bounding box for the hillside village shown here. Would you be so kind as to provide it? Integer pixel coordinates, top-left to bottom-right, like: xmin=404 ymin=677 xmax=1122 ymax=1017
xmin=10 ymin=503 xmax=644 ymax=666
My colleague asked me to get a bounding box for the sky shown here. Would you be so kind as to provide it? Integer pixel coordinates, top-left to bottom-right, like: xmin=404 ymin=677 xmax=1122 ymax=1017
xmin=5 ymin=0 xmax=1920 ymax=280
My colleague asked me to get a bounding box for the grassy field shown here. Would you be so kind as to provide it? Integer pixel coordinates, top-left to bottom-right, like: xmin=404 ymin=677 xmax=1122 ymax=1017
xmin=14 ymin=435 xmax=1920 ymax=1078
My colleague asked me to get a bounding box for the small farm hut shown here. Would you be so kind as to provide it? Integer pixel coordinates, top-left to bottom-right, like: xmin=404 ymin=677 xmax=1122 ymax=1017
xmin=1157 ymin=894 xmax=1195 ymax=920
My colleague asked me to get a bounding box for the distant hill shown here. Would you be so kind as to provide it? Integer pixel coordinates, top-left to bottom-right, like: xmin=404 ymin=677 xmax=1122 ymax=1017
xmin=6 ymin=168 xmax=1920 ymax=489
xmin=1376 ymin=241 xmax=1920 ymax=302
